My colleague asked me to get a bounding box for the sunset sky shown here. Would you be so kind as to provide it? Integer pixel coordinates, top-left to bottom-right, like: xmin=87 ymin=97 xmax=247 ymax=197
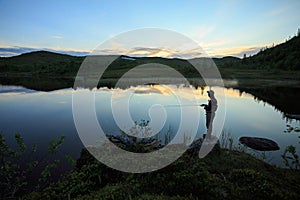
xmin=0 ymin=0 xmax=299 ymax=58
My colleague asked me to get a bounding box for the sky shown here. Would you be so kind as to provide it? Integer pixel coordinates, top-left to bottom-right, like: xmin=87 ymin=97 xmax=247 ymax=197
xmin=0 ymin=0 xmax=299 ymax=58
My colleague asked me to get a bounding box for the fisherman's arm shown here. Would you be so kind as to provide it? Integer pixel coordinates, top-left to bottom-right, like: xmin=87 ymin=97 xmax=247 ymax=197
xmin=200 ymin=104 xmax=208 ymax=110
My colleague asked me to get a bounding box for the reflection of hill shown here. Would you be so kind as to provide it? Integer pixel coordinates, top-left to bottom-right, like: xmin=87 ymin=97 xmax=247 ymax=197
xmin=1 ymin=34 xmax=300 ymax=114
xmin=240 ymin=86 xmax=300 ymax=114
xmin=0 ymin=77 xmax=74 ymax=91
xmin=2 ymin=76 xmax=299 ymax=115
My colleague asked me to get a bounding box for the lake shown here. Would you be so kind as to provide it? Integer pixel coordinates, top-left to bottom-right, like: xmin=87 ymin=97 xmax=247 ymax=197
xmin=0 ymin=84 xmax=300 ymax=169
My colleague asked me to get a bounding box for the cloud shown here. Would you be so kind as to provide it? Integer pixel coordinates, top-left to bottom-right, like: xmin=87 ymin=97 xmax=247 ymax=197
xmin=197 ymin=39 xmax=231 ymax=56
xmin=52 ymin=48 xmax=89 ymax=56
xmin=0 ymin=46 xmax=89 ymax=57
xmin=209 ymin=44 xmax=271 ymax=58
xmin=0 ymin=51 xmax=19 ymax=57
xmin=190 ymin=25 xmax=216 ymax=40
xmin=90 ymin=46 xmax=203 ymax=59
xmin=0 ymin=85 xmax=37 ymax=96
xmin=264 ymin=5 xmax=292 ymax=17
xmin=0 ymin=46 xmax=39 ymax=54
xmin=51 ymin=35 xmax=63 ymax=39
xmin=200 ymin=39 xmax=230 ymax=49
xmin=127 ymin=47 xmax=203 ymax=59
xmin=133 ymin=87 xmax=163 ymax=94
xmin=128 ymin=47 xmax=178 ymax=57
xmin=0 ymin=41 xmax=269 ymax=59
xmin=0 ymin=46 xmax=41 ymax=57
xmin=91 ymin=48 xmax=127 ymax=55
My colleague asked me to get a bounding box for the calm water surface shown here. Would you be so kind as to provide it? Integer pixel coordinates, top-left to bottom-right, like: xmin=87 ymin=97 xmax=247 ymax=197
xmin=0 ymin=84 xmax=299 ymax=168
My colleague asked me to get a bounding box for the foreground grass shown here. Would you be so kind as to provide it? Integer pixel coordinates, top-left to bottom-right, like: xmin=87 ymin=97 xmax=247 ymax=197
xmin=24 ymin=144 xmax=300 ymax=200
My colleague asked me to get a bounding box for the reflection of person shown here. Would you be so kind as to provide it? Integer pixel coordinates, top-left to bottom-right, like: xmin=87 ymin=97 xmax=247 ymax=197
xmin=200 ymin=90 xmax=218 ymax=139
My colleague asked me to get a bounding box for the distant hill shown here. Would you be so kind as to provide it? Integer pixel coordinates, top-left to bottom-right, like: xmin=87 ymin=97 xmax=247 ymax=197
xmin=0 ymin=51 xmax=84 ymax=75
xmin=212 ymin=56 xmax=241 ymax=68
xmin=232 ymin=35 xmax=300 ymax=70
xmin=0 ymin=34 xmax=299 ymax=78
xmin=0 ymin=51 xmax=201 ymax=78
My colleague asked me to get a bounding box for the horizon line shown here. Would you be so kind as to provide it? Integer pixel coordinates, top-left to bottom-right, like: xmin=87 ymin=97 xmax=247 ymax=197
xmin=0 ymin=49 xmax=244 ymax=60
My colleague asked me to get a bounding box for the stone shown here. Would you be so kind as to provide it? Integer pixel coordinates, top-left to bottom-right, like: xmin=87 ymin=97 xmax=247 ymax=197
xmin=239 ymin=136 xmax=280 ymax=151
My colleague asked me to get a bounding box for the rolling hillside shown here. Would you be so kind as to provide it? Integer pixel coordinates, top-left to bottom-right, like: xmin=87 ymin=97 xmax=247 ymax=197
xmin=0 ymin=51 xmax=83 ymax=75
xmin=232 ymin=34 xmax=300 ymax=70
xmin=0 ymin=34 xmax=299 ymax=79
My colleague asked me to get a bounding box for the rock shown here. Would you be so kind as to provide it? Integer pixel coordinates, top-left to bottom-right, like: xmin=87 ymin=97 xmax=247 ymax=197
xmin=108 ymin=135 xmax=131 ymax=145
xmin=239 ymin=136 xmax=280 ymax=151
xmin=107 ymin=134 xmax=164 ymax=149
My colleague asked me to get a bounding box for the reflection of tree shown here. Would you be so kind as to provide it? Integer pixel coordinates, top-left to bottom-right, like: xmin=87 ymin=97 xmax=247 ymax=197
xmin=240 ymin=86 xmax=300 ymax=114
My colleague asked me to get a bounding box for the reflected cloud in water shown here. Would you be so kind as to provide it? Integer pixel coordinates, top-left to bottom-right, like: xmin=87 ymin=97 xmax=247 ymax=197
xmin=0 ymin=84 xmax=299 ymax=167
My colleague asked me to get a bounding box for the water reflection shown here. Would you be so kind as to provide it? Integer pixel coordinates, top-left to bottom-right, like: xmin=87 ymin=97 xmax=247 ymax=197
xmin=0 ymin=85 xmax=299 ymax=168
xmin=239 ymin=87 xmax=300 ymax=114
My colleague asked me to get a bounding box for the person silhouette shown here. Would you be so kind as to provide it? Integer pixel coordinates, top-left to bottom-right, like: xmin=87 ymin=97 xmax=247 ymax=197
xmin=200 ymin=90 xmax=218 ymax=140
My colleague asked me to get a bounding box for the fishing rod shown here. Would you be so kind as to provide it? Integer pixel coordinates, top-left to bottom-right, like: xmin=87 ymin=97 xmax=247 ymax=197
xmin=164 ymin=104 xmax=206 ymax=107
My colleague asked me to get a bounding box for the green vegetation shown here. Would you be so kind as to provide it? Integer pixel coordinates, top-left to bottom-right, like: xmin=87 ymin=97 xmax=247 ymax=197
xmin=282 ymin=136 xmax=300 ymax=170
xmin=1 ymin=31 xmax=300 ymax=199
xmin=1 ymin=33 xmax=300 ymax=91
xmin=1 ymin=128 xmax=300 ymax=199
xmin=22 ymin=142 xmax=300 ymax=200
xmin=233 ymin=34 xmax=300 ymax=70
xmin=0 ymin=133 xmax=74 ymax=198
xmin=0 ymin=51 xmax=83 ymax=76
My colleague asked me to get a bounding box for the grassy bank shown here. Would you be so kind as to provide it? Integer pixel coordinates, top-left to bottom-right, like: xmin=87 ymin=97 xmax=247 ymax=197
xmin=22 ymin=143 xmax=300 ymax=200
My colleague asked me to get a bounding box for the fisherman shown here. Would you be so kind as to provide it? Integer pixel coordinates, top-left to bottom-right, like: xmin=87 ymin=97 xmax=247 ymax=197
xmin=200 ymin=90 xmax=218 ymax=139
